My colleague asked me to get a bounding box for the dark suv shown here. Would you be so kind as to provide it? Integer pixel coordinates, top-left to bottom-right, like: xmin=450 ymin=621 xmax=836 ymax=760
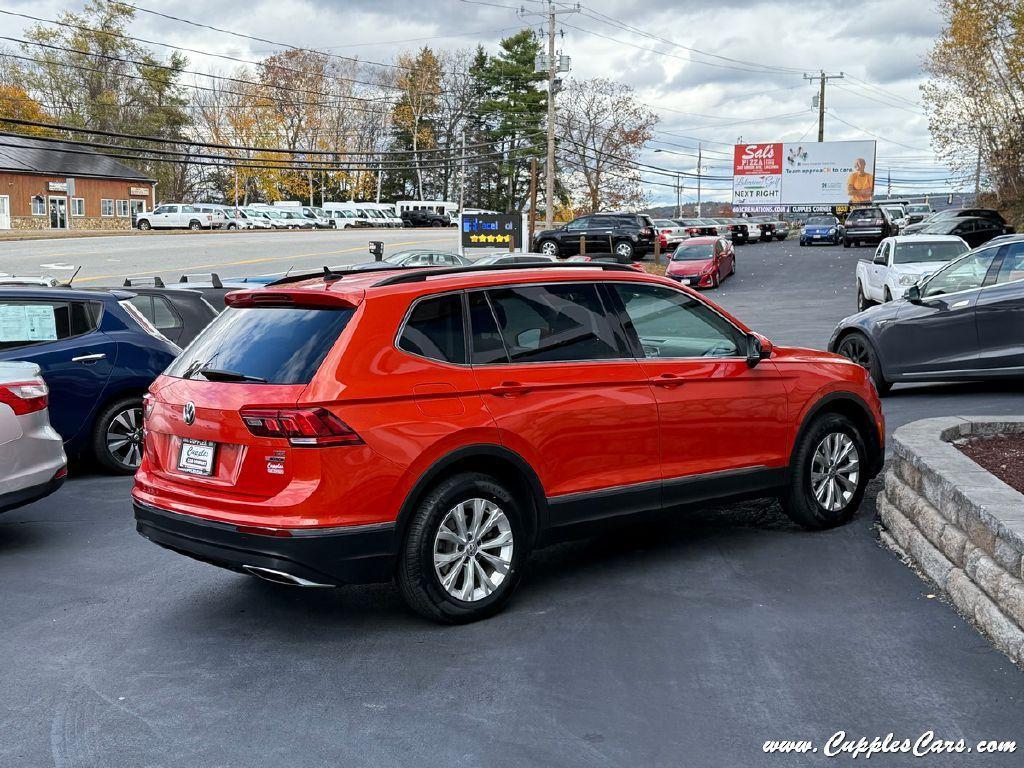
xmin=843 ymin=207 xmax=896 ymax=247
xmin=532 ymin=213 xmax=656 ymax=260
xmin=402 ymin=209 xmax=450 ymax=228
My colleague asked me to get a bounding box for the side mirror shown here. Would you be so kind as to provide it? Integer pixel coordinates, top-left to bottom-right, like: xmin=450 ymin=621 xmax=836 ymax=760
xmin=746 ymin=333 xmax=772 ymax=367
xmin=368 ymin=240 xmax=384 ymax=261
xmin=904 ymin=284 xmax=922 ymax=303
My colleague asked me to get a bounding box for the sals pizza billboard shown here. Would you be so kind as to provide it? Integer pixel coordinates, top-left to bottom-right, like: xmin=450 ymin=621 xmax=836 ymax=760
xmin=732 ymin=140 xmax=877 ymax=208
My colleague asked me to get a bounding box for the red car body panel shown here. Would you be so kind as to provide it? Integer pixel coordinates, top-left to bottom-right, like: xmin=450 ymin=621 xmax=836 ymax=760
xmin=133 ymin=266 xmax=884 ymax=584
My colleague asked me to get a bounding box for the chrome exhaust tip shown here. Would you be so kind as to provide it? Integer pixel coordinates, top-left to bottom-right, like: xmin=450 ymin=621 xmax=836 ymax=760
xmin=242 ymin=565 xmax=333 ymax=588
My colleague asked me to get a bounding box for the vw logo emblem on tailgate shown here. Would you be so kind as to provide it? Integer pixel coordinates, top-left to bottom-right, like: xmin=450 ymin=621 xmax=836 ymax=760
xmin=183 ymin=401 xmax=196 ymax=426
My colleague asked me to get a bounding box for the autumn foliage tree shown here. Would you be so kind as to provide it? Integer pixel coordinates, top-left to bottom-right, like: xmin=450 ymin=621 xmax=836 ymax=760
xmin=558 ymin=78 xmax=658 ymax=213
xmin=922 ymin=0 xmax=1024 ymax=223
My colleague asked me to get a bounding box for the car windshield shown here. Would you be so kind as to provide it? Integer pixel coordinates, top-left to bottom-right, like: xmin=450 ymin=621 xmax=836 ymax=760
xmin=672 ymin=244 xmax=714 ymax=260
xmin=310 ymin=207 xmax=327 ymax=218
xmin=806 ymin=216 xmax=835 ymax=226
xmin=892 ymin=240 xmax=968 ymax=263
xmin=907 ymin=205 xmax=931 ymax=214
xmin=384 ymin=250 xmax=422 ymax=264
xmin=920 ymin=221 xmax=958 ymax=234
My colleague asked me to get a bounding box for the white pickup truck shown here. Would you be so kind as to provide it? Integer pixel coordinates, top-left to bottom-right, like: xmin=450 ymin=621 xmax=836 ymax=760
xmin=855 ymin=235 xmax=970 ymax=311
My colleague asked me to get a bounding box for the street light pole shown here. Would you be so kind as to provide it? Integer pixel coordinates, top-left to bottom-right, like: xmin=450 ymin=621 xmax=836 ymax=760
xmin=696 ymin=143 xmax=702 ymax=217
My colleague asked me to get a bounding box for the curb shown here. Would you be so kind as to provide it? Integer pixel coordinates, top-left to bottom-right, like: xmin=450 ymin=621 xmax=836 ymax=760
xmin=877 ymin=416 xmax=1024 ymax=663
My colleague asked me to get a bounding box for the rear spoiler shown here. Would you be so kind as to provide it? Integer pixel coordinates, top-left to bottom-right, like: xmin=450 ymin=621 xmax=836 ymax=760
xmin=224 ymin=290 xmax=361 ymax=309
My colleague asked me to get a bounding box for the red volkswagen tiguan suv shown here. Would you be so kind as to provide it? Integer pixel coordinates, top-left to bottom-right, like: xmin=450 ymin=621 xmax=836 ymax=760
xmin=133 ymin=263 xmax=884 ymax=623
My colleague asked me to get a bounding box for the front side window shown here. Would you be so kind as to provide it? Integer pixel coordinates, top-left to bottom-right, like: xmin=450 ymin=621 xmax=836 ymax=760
xmin=923 ymin=248 xmax=999 ymax=297
xmin=481 ymin=283 xmax=625 ymax=364
xmin=612 ymin=283 xmax=744 ymax=359
xmin=101 ymin=199 xmax=114 ymax=216
xmin=398 ymin=294 xmax=466 ymax=364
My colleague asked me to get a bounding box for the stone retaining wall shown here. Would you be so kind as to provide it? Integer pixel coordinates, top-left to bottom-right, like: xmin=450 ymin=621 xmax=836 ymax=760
xmin=877 ymin=417 xmax=1024 ymax=664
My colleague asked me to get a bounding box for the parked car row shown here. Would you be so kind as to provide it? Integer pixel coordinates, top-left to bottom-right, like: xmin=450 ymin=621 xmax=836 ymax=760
xmin=136 ymin=201 xmax=456 ymax=231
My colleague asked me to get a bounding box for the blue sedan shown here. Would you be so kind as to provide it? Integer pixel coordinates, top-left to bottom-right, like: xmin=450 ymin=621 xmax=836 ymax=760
xmin=799 ymin=215 xmax=844 ymax=246
xmin=0 ymin=284 xmax=180 ymax=473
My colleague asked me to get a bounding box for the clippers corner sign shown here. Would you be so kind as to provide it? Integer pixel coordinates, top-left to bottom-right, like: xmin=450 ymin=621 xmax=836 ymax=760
xmin=732 ymin=140 xmax=876 ymax=208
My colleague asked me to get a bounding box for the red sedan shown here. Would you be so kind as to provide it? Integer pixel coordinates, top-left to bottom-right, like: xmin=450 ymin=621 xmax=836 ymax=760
xmin=665 ymin=236 xmax=736 ymax=288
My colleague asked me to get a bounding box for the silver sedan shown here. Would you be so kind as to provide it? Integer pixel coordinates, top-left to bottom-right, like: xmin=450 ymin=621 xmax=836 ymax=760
xmin=0 ymin=361 xmax=67 ymax=513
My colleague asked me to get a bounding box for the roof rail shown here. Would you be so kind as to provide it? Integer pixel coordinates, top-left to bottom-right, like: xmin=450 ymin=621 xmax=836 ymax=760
xmin=266 ymin=264 xmax=403 ymax=286
xmin=179 ymin=273 xmax=222 ymax=288
xmin=123 ymin=276 xmax=166 ymax=288
xmin=373 ymin=261 xmax=640 ymax=287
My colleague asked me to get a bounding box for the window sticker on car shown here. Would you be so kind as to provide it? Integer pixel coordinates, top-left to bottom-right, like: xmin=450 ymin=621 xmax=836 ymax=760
xmin=0 ymin=304 xmax=58 ymax=342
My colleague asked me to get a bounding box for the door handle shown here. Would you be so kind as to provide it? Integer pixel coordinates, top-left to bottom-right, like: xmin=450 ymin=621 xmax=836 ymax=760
xmin=71 ymin=353 xmax=106 ymax=363
xmin=950 ymin=300 xmax=970 ymax=309
xmin=650 ymin=373 xmax=686 ymax=388
xmin=490 ymin=381 xmax=529 ymax=397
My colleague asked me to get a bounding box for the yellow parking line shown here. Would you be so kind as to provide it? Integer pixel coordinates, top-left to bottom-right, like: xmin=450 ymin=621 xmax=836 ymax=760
xmin=73 ymin=239 xmax=432 ymax=283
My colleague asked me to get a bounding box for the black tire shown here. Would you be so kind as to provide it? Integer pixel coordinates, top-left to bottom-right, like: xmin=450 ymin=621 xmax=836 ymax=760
xmin=538 ymin=239 xmax=560 ymax=258
xmin=780 ymin=413 xmax=870 ymax=530
xmin=188 ymin=220 xmax=202 ymax=230
xmin=712 ymin=269 xmax=721 ymax=288
xmin=836 ymin=331 xmax=891 ymax=395
xmin=856 ymin=283 xmax=872 ymax=312
xmin=843 ymin=237 xmax=850 ymax=248
xmin=226 ymin=222 xmax=238 ymax=230
xmin=137 ymin=219 xmax=151 ymax=231
xmin=432 ymin=220 xmax=444 ymax=227
xmin=92 ymin=396 xmax=145 ymax=475
xmin=799 ymin=239 xmax=806 ymax=247
xmin=776 ymin=234 xmax=786 ymax=241
xmin=396 ymin=472 xmax=528 ymax=623
xmin=884 ymin=287 xmax=893 ymax=303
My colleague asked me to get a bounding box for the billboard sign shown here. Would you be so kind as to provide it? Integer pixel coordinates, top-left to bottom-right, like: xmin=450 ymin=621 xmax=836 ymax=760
xmin=732 ymin=140 xmax=876 ymax=207
xmin=460 ymin=213 xmax=523 ymax=250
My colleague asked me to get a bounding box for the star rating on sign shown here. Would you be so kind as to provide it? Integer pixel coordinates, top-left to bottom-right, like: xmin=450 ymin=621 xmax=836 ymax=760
xmin=468 ymin=233 xmax=512 ymax=244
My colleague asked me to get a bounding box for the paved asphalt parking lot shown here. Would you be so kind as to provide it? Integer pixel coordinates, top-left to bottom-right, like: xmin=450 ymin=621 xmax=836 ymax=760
xmin=2 ymin=234 xmax=1022 ymax=767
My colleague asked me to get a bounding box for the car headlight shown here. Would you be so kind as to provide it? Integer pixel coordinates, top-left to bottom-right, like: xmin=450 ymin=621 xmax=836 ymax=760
xmin=898 ymin=274 xmax=917 ymax=286
xmin=828 ymin=227 xmax=836 ymax=235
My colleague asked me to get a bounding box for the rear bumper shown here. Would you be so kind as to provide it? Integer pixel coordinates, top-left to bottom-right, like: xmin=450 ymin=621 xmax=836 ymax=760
xmin=134 ymin=500 xmax=396 ymax=585
xmin=0 ymin=472 xmax=66 ymax=514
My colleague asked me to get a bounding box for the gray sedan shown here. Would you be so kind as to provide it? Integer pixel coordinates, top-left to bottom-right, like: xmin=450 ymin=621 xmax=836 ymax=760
xmin=829 ymin=239 xmax=1024 ymax=394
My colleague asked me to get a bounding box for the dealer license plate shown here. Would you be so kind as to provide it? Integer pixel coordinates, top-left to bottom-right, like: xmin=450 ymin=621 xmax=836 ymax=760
xmin=177 ymin=438 xmax=217 ymax=476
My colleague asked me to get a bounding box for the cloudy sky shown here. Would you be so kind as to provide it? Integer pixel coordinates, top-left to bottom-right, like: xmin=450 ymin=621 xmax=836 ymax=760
xmin=4 ymin=0 xmax=952 ymax=206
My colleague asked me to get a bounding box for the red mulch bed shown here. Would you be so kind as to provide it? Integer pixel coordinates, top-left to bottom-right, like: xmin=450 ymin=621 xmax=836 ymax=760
xmin=956 ymin=434 xmax=1024 ymax=495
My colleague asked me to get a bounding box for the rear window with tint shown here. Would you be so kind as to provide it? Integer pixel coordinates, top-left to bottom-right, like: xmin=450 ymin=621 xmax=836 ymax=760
xmin=849 ymin=208 xmax=880 ymax=220
xmin=165 ymin=306 xmax=353 ymax=384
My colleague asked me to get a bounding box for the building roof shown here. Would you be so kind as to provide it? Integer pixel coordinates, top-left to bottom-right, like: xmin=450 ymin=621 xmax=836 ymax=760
xmin=0 ymin=133 xmax=153 ymax=181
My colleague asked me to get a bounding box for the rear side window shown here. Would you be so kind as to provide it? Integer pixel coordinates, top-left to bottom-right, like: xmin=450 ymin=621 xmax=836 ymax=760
xmin=482 ymin=283 xmax=625 ymax=363
xmin=0 ymin=300 xmax=99 ymax=350
xmin=398 ymin=294 xmax=466 ymax=364
xmin=165 ymin=307 xmax=353 ymax=384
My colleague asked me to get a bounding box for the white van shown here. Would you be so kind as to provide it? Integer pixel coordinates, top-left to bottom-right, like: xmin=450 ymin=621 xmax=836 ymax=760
xmin=365 ymin=203 xmax=403 ymax=228
xmin=323 ymin=202 xmax=374 ymax=228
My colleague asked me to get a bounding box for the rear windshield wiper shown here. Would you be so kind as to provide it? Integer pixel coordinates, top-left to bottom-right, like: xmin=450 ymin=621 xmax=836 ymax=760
xmin=197 ymin=367 xmax=268 ymax=383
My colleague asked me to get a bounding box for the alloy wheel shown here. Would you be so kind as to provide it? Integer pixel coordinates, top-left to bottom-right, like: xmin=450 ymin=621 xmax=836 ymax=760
xmin=541 ymin=241 xmax=558 ymax=256
xmin=105 ymin=406 xmax=144 ymax=470
xmin=615 ymin=242 xmax=634 ymax=259
xmin=433 ymin=498 xmax=514 ymax=602
xmin=810 ymin=432 xmax=860 ymax=512
xmin=838 ymin=335 xmax=871 ymax=368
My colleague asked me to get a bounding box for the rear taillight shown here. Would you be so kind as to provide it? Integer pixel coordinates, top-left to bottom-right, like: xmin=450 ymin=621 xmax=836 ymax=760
xmin=0 ymin=380 xmax=48 ymax=415
xmin=240 ymin=407 xmax=363 ymax=447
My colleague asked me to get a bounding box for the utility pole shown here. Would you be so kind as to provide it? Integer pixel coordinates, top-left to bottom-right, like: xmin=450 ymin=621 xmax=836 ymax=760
xmin=696 ymin=143 xmax=702 ymax=217
xmin=974 ymin=129 xmax=983 ymax=196
xmin=522 ymin=3 xmax=578 ymax=228
xmin=376 ymin=157 xmax=383 ymax=204
xmin=458 ymin=132 xmax=467 ymax=214
xmin=528 ymin=156 xmax=539 ymax=247
xmin=804 ymin=71 xmax=844 ymax=142
xmin=675 ymin=173 xmax=681 ymax=218
xmin=233 ymin=166 xmax=238 ymax=208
